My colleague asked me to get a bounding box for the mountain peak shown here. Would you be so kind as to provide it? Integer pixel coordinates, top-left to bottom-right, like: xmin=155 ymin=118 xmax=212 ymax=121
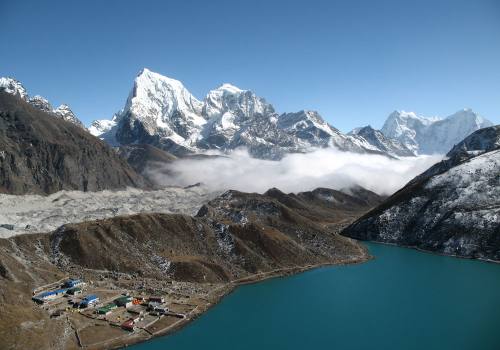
xmin=0 ymin=77 xmax=28 ymax=100
xmin=53 ymin=104 xmax=85 ymax=127
xmin=217 ymin=83 xmax=244 ymax=94
xmin=382 ymin=109 xmax=493 ymax=155
xmin=28 ymin=95 xmax=53 ymax=112
xmin=134 ymin=68 xmax=186 ymax=91
xmin=114 ymin=69 xmax=205 ymax=149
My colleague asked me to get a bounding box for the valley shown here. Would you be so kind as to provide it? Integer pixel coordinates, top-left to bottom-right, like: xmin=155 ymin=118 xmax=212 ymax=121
xmin=0 ymin=66 xmax=498 ymax=350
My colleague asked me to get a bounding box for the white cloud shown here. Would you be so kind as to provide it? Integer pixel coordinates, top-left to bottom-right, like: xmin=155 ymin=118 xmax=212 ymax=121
xmin=147 ymin=148 xmax=443 ymax=195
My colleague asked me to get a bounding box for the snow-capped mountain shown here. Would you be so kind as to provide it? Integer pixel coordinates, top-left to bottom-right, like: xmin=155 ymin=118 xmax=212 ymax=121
xmin=278 ymin=110 xmax=343 ymax=148
xmin=0 ymin=77 xmax=85 ymax=128
xmin=91 ymin=69 xmax=408 ymax=159
xmin=98 ymin=68 xmax=206 ymax=154
xmin=381 ymin=109 xmax=493 ymax=155
xmin=342 ymin=125 xmax=500 ymax=261
xmin=88 ymin=119 xmax=117 ymax=138
xmin=350 ymin=125 xmax=415 ymax=157
xmin=200 ymin=83 xmax=277 ymax=149
xmin=0 ymin=77 xmax=28 ymax=100
xmin=278 ymin=110 xmax=394 ymax=156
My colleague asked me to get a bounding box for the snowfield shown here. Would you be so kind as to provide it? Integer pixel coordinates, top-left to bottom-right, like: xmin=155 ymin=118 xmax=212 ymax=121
xmin=0 ymin=186 xmax=220 ymax=238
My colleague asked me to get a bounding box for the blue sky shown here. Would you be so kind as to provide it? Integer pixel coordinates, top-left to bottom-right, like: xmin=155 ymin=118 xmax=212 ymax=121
xmin=2 ymin=0 xmax=499 ymax=131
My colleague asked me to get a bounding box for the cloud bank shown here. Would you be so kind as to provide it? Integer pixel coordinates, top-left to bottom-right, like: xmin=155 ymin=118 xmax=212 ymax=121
xmin=148 ymin=148 xmax=443 ymax=195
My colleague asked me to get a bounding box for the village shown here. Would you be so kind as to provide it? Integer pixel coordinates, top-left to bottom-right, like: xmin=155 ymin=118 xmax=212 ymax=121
xmin=30 ymin=276 xmax=221 ymax=349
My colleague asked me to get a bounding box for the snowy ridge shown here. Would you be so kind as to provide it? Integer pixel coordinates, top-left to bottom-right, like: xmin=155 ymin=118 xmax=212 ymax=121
xmin=53 ymin=104 xmax=85 ymax=127
xmin=200 ymin=82 xmax=276 ymax=150
xmin=0 ymin=77 xmax=28 ymax=100
xmin=350 ymin=126 xmax=415 ymax=157
xmin=0 ymin=77 xmax=85 ymax=128
xmin=88 ymin=119 xmax=117 ymax=137
xmin=113 ymin=68 xmax=206 ymax=148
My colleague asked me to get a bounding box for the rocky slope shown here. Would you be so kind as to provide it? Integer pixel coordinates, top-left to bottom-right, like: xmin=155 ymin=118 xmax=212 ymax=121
xmin=0 ymin=91 xmax=147 ymax=195
xmin=381 ymin=109 xmax=493 ymax=155
xmin=90 ymin=69 xmax=413 ymax=159
xmin=0 ymin=77 xmax=85 ymax=128
xmin=342 ymin=125 xmax=500 ymax=261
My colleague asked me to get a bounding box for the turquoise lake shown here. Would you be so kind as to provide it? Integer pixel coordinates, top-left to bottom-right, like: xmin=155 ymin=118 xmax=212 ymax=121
xmin=128 ymin=243 xmax=500 ymax=350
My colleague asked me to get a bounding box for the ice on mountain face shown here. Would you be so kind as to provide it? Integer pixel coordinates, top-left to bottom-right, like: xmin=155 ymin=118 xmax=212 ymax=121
xmin=202 ymin=83 xmax=273 ymax=121
xmin=277 ymin=111 xmax=405 ymax=156
xmin=279 ymin=110 xmax=337 ymax=136
xmin=88 ymin=119 xmax=117 ymax=136
xmin=114 ymin=68 xmax=206 ymax=148
xmin=420 ymin=109 xmax=494 ymax=154
xmin=199 ymin=83 xmax=279 ymax=153
xmin=0 ymin=77 xmax=28 ymax=100
xmin=381 ymin=109 xmax=493 ymax=155
xmin=278 ymin=110 xmax=340 ymax=148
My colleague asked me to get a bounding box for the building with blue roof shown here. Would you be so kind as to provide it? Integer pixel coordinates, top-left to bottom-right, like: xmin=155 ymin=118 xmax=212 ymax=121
xmin=78 ymin=294 xmax=100 ymax=308
xmin=62 ymin=279 xmax=84 ymax=289
xmin=32 ymin=288 xmax=69 ymax=303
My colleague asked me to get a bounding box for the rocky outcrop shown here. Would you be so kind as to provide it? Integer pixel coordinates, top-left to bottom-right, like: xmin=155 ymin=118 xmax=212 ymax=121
xmin=0 ymin=91 xmax=147 ymax=195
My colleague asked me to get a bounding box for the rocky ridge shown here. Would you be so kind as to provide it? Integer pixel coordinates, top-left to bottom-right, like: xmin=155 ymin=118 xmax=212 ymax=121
xmin=0 ymin=77 xmax=85 ymax=127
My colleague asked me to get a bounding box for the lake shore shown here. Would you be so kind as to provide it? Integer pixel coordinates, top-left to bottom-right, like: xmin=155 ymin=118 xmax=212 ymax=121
xmin=101 ymin=254 xmax=372 ymax=350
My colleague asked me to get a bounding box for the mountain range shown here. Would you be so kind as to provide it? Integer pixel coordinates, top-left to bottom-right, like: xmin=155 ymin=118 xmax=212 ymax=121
xmin=88 ymin=69 xmax=402 ymax=159
xmin=0 ymin=71 xmax=493 ymax=160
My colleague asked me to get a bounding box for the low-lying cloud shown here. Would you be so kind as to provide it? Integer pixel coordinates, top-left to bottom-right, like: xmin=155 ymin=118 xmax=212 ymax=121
xmin=148 ymin=148 xmax=443 ymax=195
